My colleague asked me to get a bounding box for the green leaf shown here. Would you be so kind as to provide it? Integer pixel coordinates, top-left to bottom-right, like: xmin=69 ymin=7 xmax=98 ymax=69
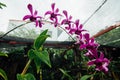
xmin=0 ymin=2 xmax=6 ymax=9
xmin=59 ymin=68 xmax=73 ymax=80
xmin=34 ymin=57 xmax=41 ymax=73
xmin=28 ymin=49 xmax=41 ymax=73
xmin=0 ymin=68 xmax=8 ymax=80
xmin=0 ymin=52 xmax=8 ymax=57
xmin=17 ymin=74 xmax=23 ymax=80
xmin=28 ymin=49 xmax=36 ymax=60
xmin=39 ymin=29 xmax=48 ymax=36
xmin=34 ymin=30 xmax=49 ymax=50
xmin=17 ymin=73 xmax=36 ymax=80
xmin=80 ymin=74 xmax=94 ymax=80
xmin=34 ymin=50 xmax=51 ymax=68
xmin=28 ymin=49 xmax=51 ymax=72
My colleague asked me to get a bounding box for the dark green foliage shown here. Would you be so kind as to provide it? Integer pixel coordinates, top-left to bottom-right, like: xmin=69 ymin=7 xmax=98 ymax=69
xmin=17 ymin=73 xmax=36 ymax=80
xmin=96 ymin=27 xmax=120 ymax=47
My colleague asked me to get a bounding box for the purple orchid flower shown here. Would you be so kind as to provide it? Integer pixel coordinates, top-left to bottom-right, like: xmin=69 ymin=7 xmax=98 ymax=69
xmin=44 ymin=3 xmax=61 ymax=27
xmin=69 ymin=19 xmax=86 ymax=37
xmin=80 ymin=33 xmax=99 ymax=50
xmin=61 ymin=10 xmax=73 ymax=30
xmin=23 ymin=4 xmax=43 ymax=27
xmin=88 ymin=52 xmax=110 ymax=73
xmin=84 ymin=49 xmax=98 ymax=59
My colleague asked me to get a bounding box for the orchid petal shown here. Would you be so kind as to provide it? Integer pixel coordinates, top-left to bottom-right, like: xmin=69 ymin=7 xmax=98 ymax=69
xmin=38 ymin=21 xmax=42 ymax=27
xmin=57 ymin=13 xmax=62 ymax=16
xmin=90 ymin=38 xmax=95 ymax=43
xmin=45 ymin=11 xmax=52 ymax=15
xmin=50 ymin=17 xmax=54 ymax=21
xmin=84 ymin=33 xmax=90 ymax=41
xmin=79 ymin=24 xmax=83 ymax=29
xmin=69 ymin=15 xmax=72 ymax=20
xmin=61 ymin=19 xmax=67 ymax=24
xmin=100 ymin=52 xmax=104 ymax=59
xmin=51 ymin=3 xmax=55 ymax=11
xmin=28 ymin=4 xmax=33 ymax=15
xmin=75 ymin=19 xmax=79 ymax=27
xmin=80 ymin=44 xmax=86 ymax=49
xmin=55 ymin=8 xmax=59 ymax=13
xmin=36 ymin=16 xmax=42 ymax=19
xmin=23 ymin=15 xmax=31 ymax=20
xmin=65 ymin=26 xmax=70 ymax=30
xmin=34 ymin=10 xmax=38 ymax=16
xmin=63 ymin=10 xmax=68 ymax=18
xmin=69 ymin=29 xmax=76 ymax=34
xmin=35 ymin=21 xmax=38 ymax=27
xmin=88 ymin=60 xmax=95 ymax=65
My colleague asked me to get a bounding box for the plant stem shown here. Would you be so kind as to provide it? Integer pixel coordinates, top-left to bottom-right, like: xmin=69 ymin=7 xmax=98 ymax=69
xmin=0 ymin=21 xmax=30 ymax=39
xmin=42 ymin=20 xmax=75 ymax=41
xmin=21 ymin=59 xmax=32 ymax=75
xmin=39 ymin=69 xmax=42 ymax=80
xmin=59 ymin=26 xmax=76 ymax=41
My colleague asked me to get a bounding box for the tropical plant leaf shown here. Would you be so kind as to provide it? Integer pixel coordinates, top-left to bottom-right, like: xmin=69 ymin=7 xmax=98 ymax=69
xmin=17 ymin=73 xmax=36 ymax=80
xmin=28 ymin=49 xmax=41 ymax=73
xmin=34 ymin=29 xmax=49 ymax=50
xmin=34 ymin=57 xmax=41 ymax=73
xmin=59 ymin=68 xmax=73 ymax=80
xmin=0 ymin=68 xmax=8 ymax=80
xmin=28 ymin=49 xmax=36 ymax=60
xmin=39 ymin=29 xmax=48 ymax=36
xmin=28 ymin=49 xmax=51 ymax=73
xmin=80 ymin=74 xmax=94 ymax=80
xmin=0 ymin=52 xmax=8 ymax=57
xmin=34 ymin=50 xmax=51 ymax=68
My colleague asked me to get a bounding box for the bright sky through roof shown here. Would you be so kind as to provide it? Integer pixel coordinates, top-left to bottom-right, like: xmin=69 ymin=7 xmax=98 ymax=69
xmin=0 ymin=0 xmax=120 ymax=37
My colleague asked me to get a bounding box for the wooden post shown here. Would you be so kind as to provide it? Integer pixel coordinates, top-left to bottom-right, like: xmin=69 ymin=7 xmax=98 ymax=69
xmin=91 ymin=22 xmax=120 ymax=38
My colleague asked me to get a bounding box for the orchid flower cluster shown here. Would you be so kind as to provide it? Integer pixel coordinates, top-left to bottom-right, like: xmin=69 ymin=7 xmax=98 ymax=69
xmin=23 ymin=3 xmax=110 ymax=73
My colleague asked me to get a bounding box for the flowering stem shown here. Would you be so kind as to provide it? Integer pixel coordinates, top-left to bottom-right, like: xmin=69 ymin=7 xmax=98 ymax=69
xmin=58 ymin=26 xmax=76 ymax=41
xmin=0 ymin=21 xmax=31 ymax=39
xmin=41 ymin=20 xmax=76 ymax=41
xmin=21 ymin=59 xmax=32 ymax=75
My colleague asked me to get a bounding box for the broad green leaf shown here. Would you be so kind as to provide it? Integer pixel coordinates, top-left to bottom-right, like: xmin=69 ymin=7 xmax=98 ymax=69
xmin=80 ymin=74 xmax=94 ymax=80
xmin=16 ymin=74 xmax=23 ymax=80
xmin=34 ymin=30 xmax=49 ymax=50
xmin=0 ymin=68 xmax=8 ymax=80
xmin=59 ymin=68 xmax=73 ymax=80
xmin=28 ymin=49 xmax=41 ymax=73
xmin=28 ymin=49 xmax=51 ymax=72
xmin=24 ymin=73 xmax=36 ymax=80
xmin=34 ymin=50 xmax=51 ymax=68
xmin=17 ymin=73 xmax=36 ymax=80
xmin=34 ymin=35 xmax=49 ymax=50
xmin=34 ymin=57 xmax=41 ymax=73
xmin=0 ymin=52 xmax=8 ymax=57
xmin=28 ymin=49 xmax=36 ymax=60
xmin=39 ymin=29 xmax=48 ymax=36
